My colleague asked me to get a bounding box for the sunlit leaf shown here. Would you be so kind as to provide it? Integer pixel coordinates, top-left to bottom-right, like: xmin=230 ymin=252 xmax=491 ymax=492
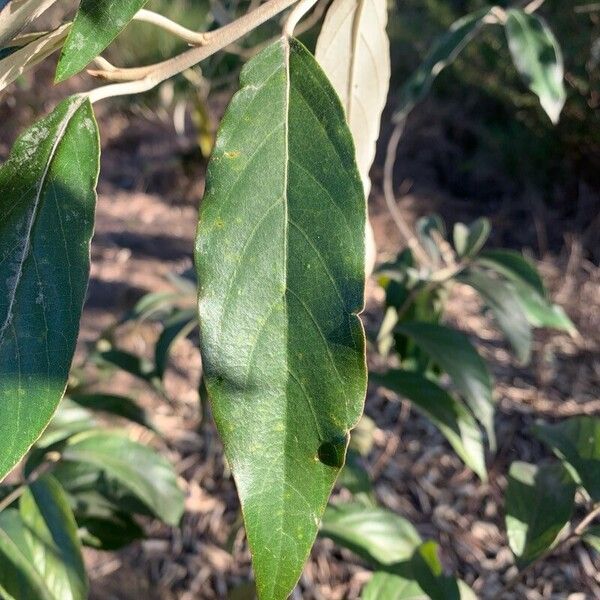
xmin=505 ymin=9 xmax=566 ymax=124
xmin=0 ymin=0 xmax=58 ymax=47
xmin=196 ymin=37 xmax=366 ymax=600
xmin=362 ymin=571 xmax=427 ymax=600
xmin=505 ymin=461 xmax=575 ymax=567
xmin=0 ymin=96 xmax=99 ymax=482
xmin=320 ymin=503 xmax=421 ymax=566
xmin=56 ymin=0 xmax=150 ymax=81
xmin=0 ymin=24 xmax=69 ymax=92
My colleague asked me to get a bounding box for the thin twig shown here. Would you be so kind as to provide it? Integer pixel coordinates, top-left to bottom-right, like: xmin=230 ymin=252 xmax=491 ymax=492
xmin=383 ymin=120 xmax=432 ymax=267
xmin=283 ymin=0 xmax=318 ymax=36
xmin=133 ymin=9 xmax=210 ymax=46
xmin=87 ymin=0 xmax=300 ymax=102
xmin=0 ymin=452 xmax=61 ymax=513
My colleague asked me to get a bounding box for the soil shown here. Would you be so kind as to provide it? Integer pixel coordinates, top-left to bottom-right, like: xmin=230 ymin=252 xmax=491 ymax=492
xmin=2 ymin=51 xmax=600 ymax=600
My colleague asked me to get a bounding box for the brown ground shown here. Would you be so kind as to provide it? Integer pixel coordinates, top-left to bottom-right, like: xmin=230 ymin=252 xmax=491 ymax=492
xmin=2 ymin=55 xmax=600 ymax=600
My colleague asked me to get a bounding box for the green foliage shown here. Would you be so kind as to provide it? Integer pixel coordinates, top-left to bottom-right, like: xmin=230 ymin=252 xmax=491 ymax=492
xmin=195 ymin=37 xmax=366 ymax=600
xmin=533 ymin=417 xmax=600 ymax=501
xmin=0 ymin=96 xmax=100 ymax=482
xmin=57 ymin=0 xmax=150 ymax=81
xmin=505 ymin=461 xmax=576 ymax=567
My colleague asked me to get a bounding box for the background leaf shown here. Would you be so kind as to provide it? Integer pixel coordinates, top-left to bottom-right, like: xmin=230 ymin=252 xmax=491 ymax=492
xmin=196 ymin=37 xmax=366 ymax=600
xmin=372 ymin=370 xmax=486 ymax=480
xmin=396 ymin=322 xmax=495 ymax=449
xmin=505 ymin=461 xmax=575 ymax=567
xmin=505 ymin=9 xmax=566 ymax=124
xmin=61 ymin=430 xmax=185 ymax=525
xmin=0 ymin=0 xmax=57 ymax=47
xmin=533 ymin=417 xmax=600 ymax=501
xmin=0 ymin=96 xmax=99 ymax=482
xmin=56 ymin=0 xmax=150 ymax=81
xmin=320 ymin=503 xmax=421 ymax=566
xmin=19 ymin=475 xmax=88 ymax=600
xmin=362 ymin=571 xmax=427 ymax=600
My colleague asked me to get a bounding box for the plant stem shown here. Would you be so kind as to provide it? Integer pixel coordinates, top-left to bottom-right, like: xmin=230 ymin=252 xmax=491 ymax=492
xmin=133 ymin=9 xmax=210 ymax=45
xmin=88 ymin=0 xmax=300 ymax=103
xmin=495 ymin=503 xmax=600 ymax=598
xmin=0 ymin=453 xmax=61 ymax=513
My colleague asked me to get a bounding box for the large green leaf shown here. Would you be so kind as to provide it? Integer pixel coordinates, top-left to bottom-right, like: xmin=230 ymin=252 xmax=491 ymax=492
xmin=19 ymin=475 xmax=88 ymax=600
xmin=396 ymin=8 xmax=491 ymax=119
xmin=195 ymin=37 xmax=366 ymax=600
xmin=505 ymin=9 xmax=566 ymax=124
xmin=372 ymin=370 xmax=486 ymax=480
xmin=56 ymin=0 xmax=149 ymax=81
xmin=0 ymin=96 xmax=100 ymax=482
xmin=395 ymin=323 xmax=495 ymax=449
xmin=505 ymin=461 xmax=575 ymax=567
xmin=458 ymin=269 xmax=532 ymax=365
xmin=320 ymin=503 xmax=421 ymax=566
xmin=533 ymin=417 xmax=600 ymax=501
xmin=61 ymin=430 xmax=185 ymax=525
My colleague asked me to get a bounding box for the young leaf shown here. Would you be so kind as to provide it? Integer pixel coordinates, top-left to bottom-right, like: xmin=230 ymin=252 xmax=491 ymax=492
xmin=452 ymin=218 xmax=490 ymax=259
xmin=395 ymin=323 xmax=495 ymax=450
xmin=315 ymin=0 xmax=390 ymax=195
xmin=505 ymin=9 xmax=566 ymax=124
xmin=19 ymin=475 xmax=88 ymax=600
xmin=505 ymin=461 xmax=575 ymax=567
xmin=0 ymin=24 xmax=69 ymax=92
xmin=396 ymin=8 xmax=491 ymax=119
xmin=458 ymin=269 xmax=532 ymax=365
xmin=533 ymin=417 xmax=600 ymax=501
xmin=56 ymin=0 xmax=150 ymax=82
xmin=362 ymin=572 xmax=427 ymax=600
xmin=0 ymin=96 xmax=100 ymax=482
xmin=196 ymin=38 xmax=366 ymax=600
xmin=372 ymin=370 xmax=487 ymax=480
xmin=0 ymin=0 xmax=58 ymax=47
xmin=61 ymin=430 xmax=185 ymax=525
xmin=320 ymin=503 xmax=421 ymax=566
xmin=0 ymin=510 xmax=54 ymax=600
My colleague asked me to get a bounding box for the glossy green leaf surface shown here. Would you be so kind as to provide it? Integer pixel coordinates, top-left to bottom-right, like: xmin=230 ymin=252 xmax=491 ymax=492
xmin=19 ymin=475 xmax=88 ymax=600
xmin=533 ymin=417 xmax=600 ymax=501
xmin=320 ymin=503 xmax=421 ymax=566
xmin=458 ymin=269 xmax=532 ymax=365
xmin=61 ymin=430 xmax=185 ymax=525
xmin=195 ymin=37 xmax=366 ymax=600
xmin=56 ymin=0 xmax=149 ymax=81
xmin=0 ymin=96 xmax=99 ymax=482
xmin=396 ymin=8 xmax=490 ymax=119
xmin=505 ymin=461 xmax=575 ymax=567
xmin=505 ymin=9 xmax=566 ymax=124
xmin=395 ymin=323 xmax=495 ymax=449
xmin=372 ymin=370 xmax=486 ymax=480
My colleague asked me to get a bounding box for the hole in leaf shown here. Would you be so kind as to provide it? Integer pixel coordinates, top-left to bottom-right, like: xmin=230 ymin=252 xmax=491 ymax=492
xmin=317 ymin=437 xmax=346 ymax=468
